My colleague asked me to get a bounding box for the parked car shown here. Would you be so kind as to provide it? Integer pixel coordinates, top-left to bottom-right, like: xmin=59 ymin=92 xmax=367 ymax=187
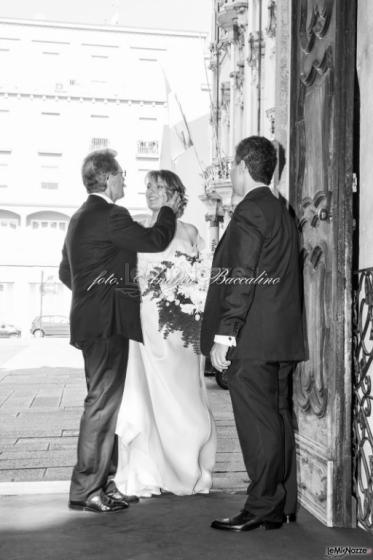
xmin=0 ymin=323 xmax=21 ymax=338
xmin=30 ymin=315 xmax=70 ymax=337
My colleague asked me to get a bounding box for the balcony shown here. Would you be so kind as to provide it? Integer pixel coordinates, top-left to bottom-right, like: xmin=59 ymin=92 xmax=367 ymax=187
xmin=203 ymin=157 xmax=233 ymax=207
xmin=136 ymin=140 xmax=159 ymax=159
xmin=217 ymin=0 xmax=248 ymax=30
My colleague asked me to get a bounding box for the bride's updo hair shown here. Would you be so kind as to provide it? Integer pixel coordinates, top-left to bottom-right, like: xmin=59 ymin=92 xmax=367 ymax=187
xmin=147 ymin=169 xmax=188 ymax=218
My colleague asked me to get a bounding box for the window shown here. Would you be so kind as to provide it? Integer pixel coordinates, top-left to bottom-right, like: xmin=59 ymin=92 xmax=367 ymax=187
xmin=139 ymin=117 xmax=157 ymax=122
xmin=137 ymin=140 xmax=159 ymax=156
xmin=0 ymin=151 xmax=11 ymax=188
xmin=38 ymin=153 xmax=61 ymax=189
xmin=41 ymin=112 xmax=61 ymax=117
xmin=0 ymin=219 xmax=18 ymax=229
xmin=82 ymin=43 xmax=119 ymax=49
xmin=130 ymin=46 xmax=167 ymax=52
xmin=27 ymin=211 xmax=69 ymax=231
xmin=0 ymin=210 xmax=20 ymax=228
xmin=31 ymin=220 xmax=67 ymax=231
xmin=90 ymin=137 xmax=109 ymax=151
xmin=38 ymin=152 xmax=62 ymax=158
xmin=32 ymin=39 xmax=70 ymax=45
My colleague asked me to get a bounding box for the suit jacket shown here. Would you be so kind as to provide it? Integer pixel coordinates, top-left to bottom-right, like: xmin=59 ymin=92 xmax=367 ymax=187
xmin=59 ymin=195 xmax=176 ymax=348
xmin=200 ymin=187 xmax=305 ymax=361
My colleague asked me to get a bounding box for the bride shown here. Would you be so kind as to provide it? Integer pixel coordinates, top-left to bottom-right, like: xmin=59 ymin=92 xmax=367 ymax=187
xmin=114 ymin=169 xmax=217 ymax=497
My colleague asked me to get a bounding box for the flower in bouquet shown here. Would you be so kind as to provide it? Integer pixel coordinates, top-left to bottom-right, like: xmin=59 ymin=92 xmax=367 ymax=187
xmin=143 ymin=251 xmax=211 ymax=353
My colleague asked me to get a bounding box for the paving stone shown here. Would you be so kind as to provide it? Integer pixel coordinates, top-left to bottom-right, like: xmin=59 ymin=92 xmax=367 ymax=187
xmin=62 ymin=407 xmax=83 ymax=412
xmin=0 ymin=438 xmax=17 ymax=446
xmin=0 ymin=450 xmax=75 ymax=469
xmin=0 ymin=412 xmax=19 ymax=419
xmin=0 ymin=429 xmax=63 ymax=437
xmin=49 ymin=439 xmax=77 ymax=450
xmin=43 ymin=467 xmax=73 ymax=481
xmin=0 ymin=444 xmax=17 ymax=453
xmin=14 ymin=439 xmax=50 ymax=451
xmin=19 ymin=409 xmax=81 ymax=417
xmin=0 ymin=391 xmax=13 ymax=407
xmin=1 ymin=397 xmax=34 ymax=409
xmin=1 ymin=448 xmax=54 ymax=459
xmin=0 ymin=469 xmax=45 ymax=482
xmin=31 ymin=397 xmax=61 ymax=408
xmin=62 ymin=430 xmax=79 ymax=436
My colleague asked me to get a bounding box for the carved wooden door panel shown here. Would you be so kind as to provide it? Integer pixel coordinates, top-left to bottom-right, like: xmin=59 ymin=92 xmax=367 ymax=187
xmin=289 ymin=0 xmax=356 ymax=526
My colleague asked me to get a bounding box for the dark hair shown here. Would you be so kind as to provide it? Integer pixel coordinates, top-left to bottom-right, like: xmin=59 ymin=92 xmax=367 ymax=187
xmin=235 ymin=136 xmax=277 ymax=185
xmin=146 ymin=169 xmax=188 ymax=218
xmin=81 ymin=149 xmax=119 ymax=193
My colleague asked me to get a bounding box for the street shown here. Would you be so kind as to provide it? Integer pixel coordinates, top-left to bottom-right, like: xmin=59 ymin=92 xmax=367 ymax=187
xmin=0 ymin=337 xmax=246 ymax=488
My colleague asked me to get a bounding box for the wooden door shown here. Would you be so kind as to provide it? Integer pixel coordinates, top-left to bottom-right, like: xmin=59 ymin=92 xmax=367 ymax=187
xmin=289 ymin=0 xmax=356 ymax=526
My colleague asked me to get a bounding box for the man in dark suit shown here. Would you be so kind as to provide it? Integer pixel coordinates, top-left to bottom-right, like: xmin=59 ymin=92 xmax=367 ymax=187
xmin=201 ymin=136 xmax=305 ymax=531
xmin=59 ymin=149 xmax=179 ymax=513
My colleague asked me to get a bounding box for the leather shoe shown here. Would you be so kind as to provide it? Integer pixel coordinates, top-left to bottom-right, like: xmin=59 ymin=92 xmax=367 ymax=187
xmin=211 ymin=510 xmax=283 ymax=532
xmin=69 ymin=491 xmax=129 ymax=513
xmin=105 ymin=489 xmax=139 ymax=504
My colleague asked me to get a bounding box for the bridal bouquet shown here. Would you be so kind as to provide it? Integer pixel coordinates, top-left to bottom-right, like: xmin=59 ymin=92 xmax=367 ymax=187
xmin=142 ymin=251 xmax=211 ymax=354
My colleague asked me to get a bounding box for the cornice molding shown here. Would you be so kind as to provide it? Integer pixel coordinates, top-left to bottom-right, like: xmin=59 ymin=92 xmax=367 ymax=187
xmin=0 ymin=17 xmax=208 ymax=40
xmin=0 ymin=91 xmax=166 ymax=106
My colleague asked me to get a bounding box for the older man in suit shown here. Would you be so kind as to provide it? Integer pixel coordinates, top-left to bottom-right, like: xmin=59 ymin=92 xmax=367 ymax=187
xmin=201 ymin=136 xmax=305 ymax=531
xmin=59 ymin=149 xmax=179 ymax=513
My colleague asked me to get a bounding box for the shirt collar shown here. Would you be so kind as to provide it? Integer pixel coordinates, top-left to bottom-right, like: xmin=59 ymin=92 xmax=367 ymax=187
xmin=90 ymin=192 xmax=114 ymax=204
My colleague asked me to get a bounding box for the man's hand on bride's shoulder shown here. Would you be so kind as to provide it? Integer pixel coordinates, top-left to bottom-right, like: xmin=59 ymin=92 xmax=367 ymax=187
xmin=132 ymin=213 xmax=149 ymax=226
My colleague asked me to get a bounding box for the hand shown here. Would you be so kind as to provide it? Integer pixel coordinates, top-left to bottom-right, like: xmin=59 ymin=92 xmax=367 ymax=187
xmin=210 ymin=343 xmax=231 ymax=373
xmin=162 ymin=191 xmax=181 ymax=214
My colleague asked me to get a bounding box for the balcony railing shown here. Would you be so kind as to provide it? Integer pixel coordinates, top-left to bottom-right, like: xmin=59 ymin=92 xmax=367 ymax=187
xmin=203 ymin=157 xmax=232 ymax=192
xmin=218 ymin=0 xmax=248 ymax=10
xmin=137 ymin=140 xmax=159 ymax=157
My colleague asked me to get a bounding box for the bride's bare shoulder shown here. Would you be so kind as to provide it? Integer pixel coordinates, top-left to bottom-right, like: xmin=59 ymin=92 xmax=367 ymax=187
xmin=178 ymin=220 xmax=199 ymax=244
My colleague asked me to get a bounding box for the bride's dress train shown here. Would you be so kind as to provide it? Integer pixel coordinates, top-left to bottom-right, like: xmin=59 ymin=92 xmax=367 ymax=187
xmin=114 ymin=222 xmax=217 ymax=497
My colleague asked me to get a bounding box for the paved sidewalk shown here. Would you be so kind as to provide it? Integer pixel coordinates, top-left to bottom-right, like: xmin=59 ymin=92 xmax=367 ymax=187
xmin=0 ymin=339 xmax=246 ymax=489
xmin=1 ymin=493 xmax=372 ymax=560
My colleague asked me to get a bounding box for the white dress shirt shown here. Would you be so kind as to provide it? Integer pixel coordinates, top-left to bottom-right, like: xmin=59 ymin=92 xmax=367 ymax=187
xmin=214 ymin=335 xmax=237 ymax=347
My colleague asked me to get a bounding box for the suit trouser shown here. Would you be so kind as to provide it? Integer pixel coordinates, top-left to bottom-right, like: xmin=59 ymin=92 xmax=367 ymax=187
xmin=227 ymin=359 xmax=297 ymax=520
xmin=69 ymin=335 xmax=129 ymax=502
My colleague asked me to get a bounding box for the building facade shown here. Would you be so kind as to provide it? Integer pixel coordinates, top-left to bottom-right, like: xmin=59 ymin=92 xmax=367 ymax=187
xmin=0 ymin=17 xmax=210 ymax=333
xmin=201 ymin=0 xmax=277 ymax=252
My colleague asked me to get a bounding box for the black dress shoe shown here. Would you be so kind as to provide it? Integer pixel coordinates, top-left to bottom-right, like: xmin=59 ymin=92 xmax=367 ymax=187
xmin=283 ymin=512 xmax=296 ymax=524
xmin=69 ymin=491 xmax=129 ymax=513
xmin=211 ymin=510 xmax=283 ymax=532
xmin=105 ymin=489 xmax=139 ymax=504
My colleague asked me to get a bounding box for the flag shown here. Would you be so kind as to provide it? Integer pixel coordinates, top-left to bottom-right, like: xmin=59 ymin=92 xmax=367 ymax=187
xmin=160 ymin=72 xmax=194 ymax=168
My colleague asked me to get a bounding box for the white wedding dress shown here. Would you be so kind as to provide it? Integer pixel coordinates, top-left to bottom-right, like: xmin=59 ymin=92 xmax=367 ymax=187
xmin=114 ymin=219 xmax=217 ymax=497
